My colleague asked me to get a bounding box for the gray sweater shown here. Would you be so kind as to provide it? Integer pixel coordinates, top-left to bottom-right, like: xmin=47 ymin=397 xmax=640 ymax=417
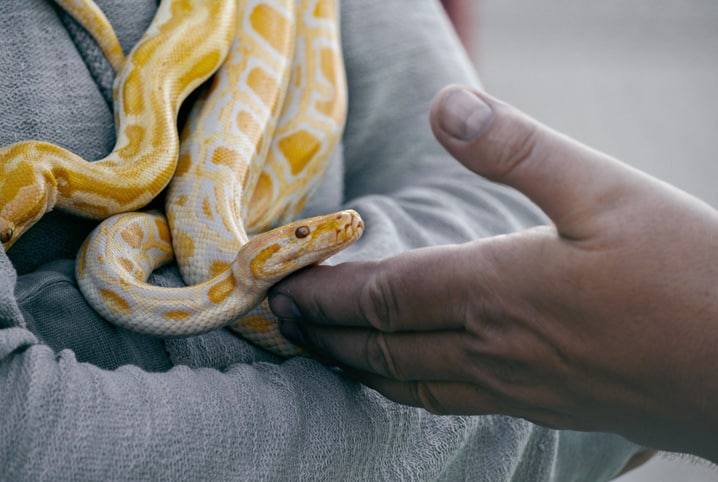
xmin=0 ymin=0 xmax=641 ymax=480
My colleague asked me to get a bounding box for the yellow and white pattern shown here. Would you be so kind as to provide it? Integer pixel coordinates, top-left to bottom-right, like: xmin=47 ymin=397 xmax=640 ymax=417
xmin=0 ymin=0 xmax=236 ymax=247
xmin=0 ymin=0 xmax=360 ymax=356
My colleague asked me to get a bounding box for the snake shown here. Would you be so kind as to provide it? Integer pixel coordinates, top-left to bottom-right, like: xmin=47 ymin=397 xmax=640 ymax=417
xmin=67 ymin=0 xmax=358 ymax=356
xmin=52 ymin=0 xmax=126 ymax=72
xmin=0 ymin=0 xmax=237 ymax=249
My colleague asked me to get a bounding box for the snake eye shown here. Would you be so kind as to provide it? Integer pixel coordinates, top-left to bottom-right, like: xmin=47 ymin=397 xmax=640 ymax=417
xmin=0 ymin=228 xmax=13 ymax=245
xmin=294 ymin=226 xmax=310 ymax=239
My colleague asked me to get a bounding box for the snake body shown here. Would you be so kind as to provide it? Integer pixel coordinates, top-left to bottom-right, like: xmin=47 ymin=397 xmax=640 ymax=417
xmin=167 ymin=0 xmax=298 ymax=286
xmin=76 ymin=209 xmax=362 ymax=339
xmin=53 ymin=0 xmax=126 ymax=71
xmin=67 ymin=0 xmax=356 ymax=355
xmin=244 ymin=0 xmax=348 ymax=233
xmin=0 ymin=0 xmax=236 ymax=249
xmin=0 ymin=0 xmax=356 ymax=355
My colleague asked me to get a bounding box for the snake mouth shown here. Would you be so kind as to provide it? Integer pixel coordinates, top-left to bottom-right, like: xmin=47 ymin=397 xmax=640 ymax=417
xmin=343 ymin=210 xmax=364 ymax=243
xmin=322 ymin=209 xmax=364 ymax=247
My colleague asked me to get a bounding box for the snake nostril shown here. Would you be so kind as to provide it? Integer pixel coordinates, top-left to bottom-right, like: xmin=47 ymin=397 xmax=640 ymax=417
xmin=0 ymin=228 xmax=13 ymax=244
xmin=295 ymin=226 xmax=310 ymax=238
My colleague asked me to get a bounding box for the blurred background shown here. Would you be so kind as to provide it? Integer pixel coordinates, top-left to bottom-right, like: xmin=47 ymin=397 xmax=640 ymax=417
xmin=448 ymin=0 xmax=718 ymax=208
xmin=441 ymin=0 xmax=718 ymax=480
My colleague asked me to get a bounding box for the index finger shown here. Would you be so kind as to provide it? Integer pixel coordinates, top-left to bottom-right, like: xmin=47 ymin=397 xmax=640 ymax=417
xmin=268 ymin=243 xmax=474 ymax=332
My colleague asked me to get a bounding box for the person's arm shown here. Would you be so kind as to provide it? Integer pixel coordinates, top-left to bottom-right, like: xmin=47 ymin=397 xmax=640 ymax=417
xmin=2 ymin=259 xmax=412 ymax=480
xmin=269 ymin=86 xmax=718 ymax=463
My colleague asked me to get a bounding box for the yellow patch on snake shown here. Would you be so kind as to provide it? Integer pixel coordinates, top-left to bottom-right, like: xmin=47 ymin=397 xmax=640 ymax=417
xmin=118 ymin=257 xmax=135 ymax=275
xmin=250 ymin=243 xmax=281 ymax=277
xmin=209 ymin=261 xmax=231 ymax=277
xmin=66 ymin=201 xmax=114 ymax=219
xmin=53 ymin=164 xmax=150 ymax=205
xmin=0 ymin=168 xmax=46 ymax=222
xmin=1 ymin=162 xmax=40 ymax=209
xmin=99 ymin=289 xmax=131 ymax=313
xmin=211 ymin=146 xmax=240 ymax=169
xmin=174 ymin=152 xmax=193 ymax=177
xmin=292 ymin=64 xmax=302 ymax=89
xmin=250 ymin=4 xmax=292 ymax=54
xmin=121 ymin=222 xmax=144 ymax=249
xmin=207 ymin=275 xmax=236 ymax=304
xmin=75 ymin=240 xmax=89 ymax=276
xmin=248 ymin=172 xmax=272 ymax=219
xmin=316 ymin=48 xmax=339 ymax=117
xmin=117 ymin=125 xmax=146 ymax=158
xmin=235 ymin=111 xmax=266 ymax=155
xmin=278 ymin=130 xmax=320 ymax=175
xmin=174 ymin=231 xmax=194 ymax=258
xmin=163 ymin=310 xmax=192 ymax=321
xmin=177 ymin=50 xmax=223 ymax=94
xmin=201 ymin=196 xmax=214 ymax=219
xmin=238 ymin=315 xmax=273 ymax=333
xmin=313 ymin=1 xmax=331 ymax=18
xmin=122 ymin=68 xmax=145 ymax=116
xmin=154 ymin=217 xmax=172 ymax=244
xmin=247 ymin=67 xmax=280 ymax=108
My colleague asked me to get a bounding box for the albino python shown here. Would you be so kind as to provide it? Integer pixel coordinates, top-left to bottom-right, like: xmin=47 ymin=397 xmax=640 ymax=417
xmin=0 ymin=0 xmax=236 ymax=248
xmin=1 ymin=0 xmax=361 ymax=356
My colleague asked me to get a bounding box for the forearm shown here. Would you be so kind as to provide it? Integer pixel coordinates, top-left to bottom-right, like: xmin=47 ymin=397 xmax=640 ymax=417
xmin=0 ymin=329 xmax=333 ymax=479
xmin=1 ymin=325 xmax=498 ymax=480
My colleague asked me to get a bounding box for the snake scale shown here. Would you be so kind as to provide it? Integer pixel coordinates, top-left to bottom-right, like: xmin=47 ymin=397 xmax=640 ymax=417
xmin=0 ymin=0 xmax=362 ymax=356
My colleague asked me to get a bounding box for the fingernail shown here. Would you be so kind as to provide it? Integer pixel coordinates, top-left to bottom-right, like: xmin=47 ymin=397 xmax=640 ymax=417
xmin=439 ymin=88 xmax=493 ymax=142
xmin=279 ymin=319 xmax=307 ymax=346
xmin=268 ymin=293 xmax=302 ymax=320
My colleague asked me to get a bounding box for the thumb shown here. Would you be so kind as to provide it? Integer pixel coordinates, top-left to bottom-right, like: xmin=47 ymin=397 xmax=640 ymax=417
xmin=430 ymin=85 xmax=638 ymax=238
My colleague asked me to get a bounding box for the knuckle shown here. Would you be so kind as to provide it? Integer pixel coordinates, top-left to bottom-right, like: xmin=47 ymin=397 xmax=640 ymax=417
xmin=364 ymin=332 xmax=405 ymax=381
xmin=492 ymin=109 xmax=541 ymax=179
xmin=413 ymin=382 xmax=449 ymax=415
xmin=358 ymin=265 xmax=400 ymax=332
xmin=309 ymin=291 xmax=332 ymax=325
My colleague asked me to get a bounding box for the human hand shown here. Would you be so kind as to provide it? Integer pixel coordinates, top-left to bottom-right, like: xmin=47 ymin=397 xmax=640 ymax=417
xmin=269 ymin=85 xmax=718 ymax=461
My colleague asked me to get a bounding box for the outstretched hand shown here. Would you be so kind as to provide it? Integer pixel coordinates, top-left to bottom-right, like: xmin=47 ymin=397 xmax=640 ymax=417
xmin=269 ymin=85 xmax=718 ymax=461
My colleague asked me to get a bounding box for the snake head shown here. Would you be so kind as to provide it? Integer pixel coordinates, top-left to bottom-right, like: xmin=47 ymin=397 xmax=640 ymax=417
xmin=0 ymin=156 xmax=57 ymax=251
xmin=245 ymin=209 xmax=364 ymax=283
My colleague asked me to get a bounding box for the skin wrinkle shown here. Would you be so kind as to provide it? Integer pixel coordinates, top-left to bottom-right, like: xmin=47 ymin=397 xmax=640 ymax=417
xmin=414 ymin=381 xmax=448 ymax=416
xmin=308 ymin=278 xmax=334 ymax=327
xmin=357 ymin=264 xmax=399 ymax=332
xmin=366 ymin=330 xmax=404 ymax=381
xmin=489 ymin=110 xmax=541 ymax=183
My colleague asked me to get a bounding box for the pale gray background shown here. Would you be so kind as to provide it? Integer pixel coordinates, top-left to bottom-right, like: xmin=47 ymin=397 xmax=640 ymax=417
xmin=470 ymin=0 xmax=718 ymax=480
